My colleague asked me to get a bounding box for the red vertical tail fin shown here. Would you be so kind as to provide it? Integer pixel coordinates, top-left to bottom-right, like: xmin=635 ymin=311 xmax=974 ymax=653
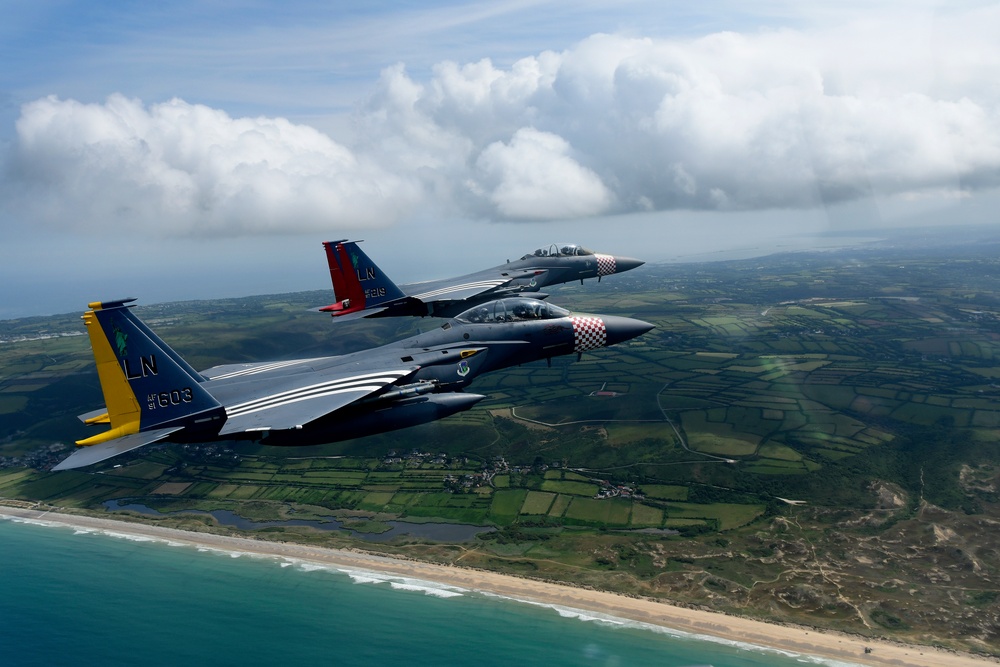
xmin=319 ymin=240 xmax=406 ymax=317
xmin=322 ymin=240 xmax=364 ymax=310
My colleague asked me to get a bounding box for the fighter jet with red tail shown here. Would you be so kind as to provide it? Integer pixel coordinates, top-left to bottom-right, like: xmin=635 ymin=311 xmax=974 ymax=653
xmin=320 ymin=241 xmax=643 ymax=321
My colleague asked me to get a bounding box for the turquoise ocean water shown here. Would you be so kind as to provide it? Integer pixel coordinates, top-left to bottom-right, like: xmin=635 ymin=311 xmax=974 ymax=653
xmin=0 ymin=516 xmax=857 ymax=667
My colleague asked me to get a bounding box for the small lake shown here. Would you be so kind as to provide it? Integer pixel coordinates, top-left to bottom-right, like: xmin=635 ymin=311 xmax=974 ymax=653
xmin=103 ymin=500 xmax=493 ymax=543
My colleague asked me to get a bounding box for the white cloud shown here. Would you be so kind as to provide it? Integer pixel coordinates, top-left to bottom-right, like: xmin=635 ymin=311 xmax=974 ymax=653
xmin=7 ymin=94 xmax=422 ymax=236
xmin=6 ymin=8 xmax=1000 ymax=237
xmin=473 ymin=127 xmax=612 ymax=219
xmin=359 ymin=12 xmax=1000 ymax=217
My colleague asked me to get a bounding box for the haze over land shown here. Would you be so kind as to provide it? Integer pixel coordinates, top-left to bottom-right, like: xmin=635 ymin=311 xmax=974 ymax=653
xmin=2 ymin=1 xmax=999 ymax=317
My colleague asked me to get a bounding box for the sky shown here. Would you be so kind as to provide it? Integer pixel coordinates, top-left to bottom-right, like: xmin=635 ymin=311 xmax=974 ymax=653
xmin=2 ymin=0 xmax=999 ymax=318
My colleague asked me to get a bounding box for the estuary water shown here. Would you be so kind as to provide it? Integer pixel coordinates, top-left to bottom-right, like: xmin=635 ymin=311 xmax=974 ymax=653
xmin=0 ymin=516 xmax=858 ymax=667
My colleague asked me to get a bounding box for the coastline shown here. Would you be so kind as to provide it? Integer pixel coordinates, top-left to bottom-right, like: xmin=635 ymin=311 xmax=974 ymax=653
xmin=2 ymin=506 xmax=994 ymax=667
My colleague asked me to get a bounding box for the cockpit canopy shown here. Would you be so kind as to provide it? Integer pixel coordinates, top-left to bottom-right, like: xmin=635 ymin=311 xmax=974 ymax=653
xmin=521 ymin=243 xmax=595 ymax=260
xmin=455 ymin=298 xmax=570 ymax=324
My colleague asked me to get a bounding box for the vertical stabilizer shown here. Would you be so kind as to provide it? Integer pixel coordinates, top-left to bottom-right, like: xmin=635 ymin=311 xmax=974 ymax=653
xmin=320 ymin=240 xmax=406 ymax=315
xmin=77 ymin=298 xmax=222 ymax=447
xmin=336 ymin=241 xmax=405 ymax=307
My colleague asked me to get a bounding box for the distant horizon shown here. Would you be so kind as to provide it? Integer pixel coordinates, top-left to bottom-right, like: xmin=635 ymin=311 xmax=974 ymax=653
xmin=4 ymin=221 xmax=997 ymax=322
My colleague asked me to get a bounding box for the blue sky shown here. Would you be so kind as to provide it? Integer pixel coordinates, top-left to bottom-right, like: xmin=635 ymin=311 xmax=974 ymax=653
xmin=2 ymin=1 xmax=999 ymax=318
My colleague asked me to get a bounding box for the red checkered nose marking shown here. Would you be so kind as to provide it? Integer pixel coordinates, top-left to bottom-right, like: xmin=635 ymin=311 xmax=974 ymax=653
xmin=596 ymin=254 xmax=616 ymax=276
xmin=571 ymin=316 xmax=607 ymax=352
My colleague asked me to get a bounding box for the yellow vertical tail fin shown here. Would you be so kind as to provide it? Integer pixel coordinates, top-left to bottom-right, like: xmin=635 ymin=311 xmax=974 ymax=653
xmin=75 ymin=298 xmax=223 ymax=447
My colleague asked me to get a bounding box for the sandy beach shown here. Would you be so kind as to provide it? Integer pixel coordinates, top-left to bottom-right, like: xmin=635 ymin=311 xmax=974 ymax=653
xmin=2 ymin=505 xmax=995 ymax=667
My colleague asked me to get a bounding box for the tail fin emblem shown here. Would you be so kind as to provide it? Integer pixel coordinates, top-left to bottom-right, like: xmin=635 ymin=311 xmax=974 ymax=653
xmin=112 ymin=322 xmax=128 ymax=358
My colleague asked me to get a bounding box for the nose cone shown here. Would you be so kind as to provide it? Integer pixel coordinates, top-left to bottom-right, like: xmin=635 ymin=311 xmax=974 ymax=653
xmin=613 ymin=256 xmax=644 ymax=274
xmin=601 ymin=315 xmax=655 ymax=345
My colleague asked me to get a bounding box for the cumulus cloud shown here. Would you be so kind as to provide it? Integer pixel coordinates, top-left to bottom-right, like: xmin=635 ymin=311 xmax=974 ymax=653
xmin=7 ymin=8 xmax=1000 ymax=236
xmin=371 ymin=23 xmax=1000 ymax=216
xmin=7 ymin=94 xmax=421 ymax=235
xmin=473 ymin=128 xmax=612 ymax=219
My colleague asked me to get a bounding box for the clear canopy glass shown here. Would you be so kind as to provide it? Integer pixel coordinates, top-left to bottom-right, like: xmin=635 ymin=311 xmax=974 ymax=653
xmin=521 ymin=243 xmax=595 ymax=260
xmin=455 ymin=298 xmax=570 ymax=323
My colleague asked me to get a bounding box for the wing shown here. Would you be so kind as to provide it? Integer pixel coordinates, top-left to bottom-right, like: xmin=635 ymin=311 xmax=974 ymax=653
xmin=200 ymin=357 xmax=332 ymax=381
xmin=403 ymin=267 xmax=542 ymax=303
xmin=214 ymin=363 xmax=419 ymax=435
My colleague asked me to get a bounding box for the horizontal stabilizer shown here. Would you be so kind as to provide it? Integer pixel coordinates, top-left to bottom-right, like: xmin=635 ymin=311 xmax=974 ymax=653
xmin=53 ymin=427 xmax=183 ymax=471
xmin=323 ymin=306 xmax=389 ymax=321
xmin=77 ymin=407 xmax=110 ymax=424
